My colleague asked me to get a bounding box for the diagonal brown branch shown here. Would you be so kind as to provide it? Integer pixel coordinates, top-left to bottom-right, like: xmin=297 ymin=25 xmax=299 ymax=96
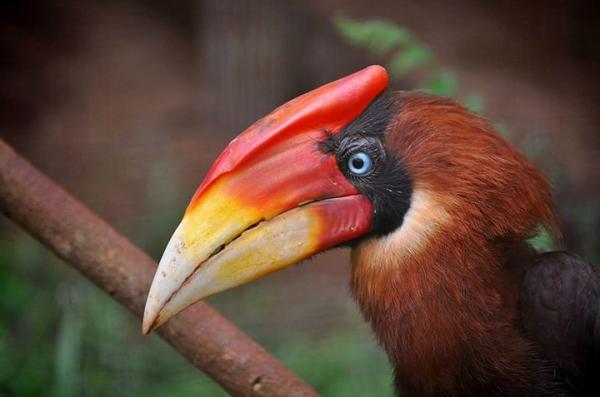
xmin=0 ymin=139 xmax=318 ymax=397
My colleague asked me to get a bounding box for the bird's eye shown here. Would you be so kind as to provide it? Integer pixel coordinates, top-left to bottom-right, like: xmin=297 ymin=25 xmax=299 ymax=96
xmin=347 ymin=152 xmax=373 ymax=176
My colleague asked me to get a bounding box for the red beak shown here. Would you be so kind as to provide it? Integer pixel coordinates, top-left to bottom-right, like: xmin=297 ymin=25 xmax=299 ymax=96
xmin=143 ymin=65 xmax=388 ymax=334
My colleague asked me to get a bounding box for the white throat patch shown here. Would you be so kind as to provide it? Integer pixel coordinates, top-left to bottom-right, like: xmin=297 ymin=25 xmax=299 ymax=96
xmin=354 ymin=189 xmax=451 ymax=269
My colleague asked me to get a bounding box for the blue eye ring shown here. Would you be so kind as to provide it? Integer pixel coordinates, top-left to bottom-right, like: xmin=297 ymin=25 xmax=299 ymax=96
xmin=347 ymin=152 xmax=373 ymax=175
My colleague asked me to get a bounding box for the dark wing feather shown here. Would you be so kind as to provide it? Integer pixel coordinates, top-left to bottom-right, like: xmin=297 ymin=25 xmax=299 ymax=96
xmin=520 ymin=251 xmax=600 ymax=395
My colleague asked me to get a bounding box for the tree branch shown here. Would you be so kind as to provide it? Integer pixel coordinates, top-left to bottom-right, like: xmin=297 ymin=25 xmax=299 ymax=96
xmin=0 ymin=139 xmax=318 ymax=397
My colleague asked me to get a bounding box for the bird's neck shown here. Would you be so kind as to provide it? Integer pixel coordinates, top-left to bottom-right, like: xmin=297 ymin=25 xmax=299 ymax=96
xmin=351 ymin=231 xmax=553 ymax=397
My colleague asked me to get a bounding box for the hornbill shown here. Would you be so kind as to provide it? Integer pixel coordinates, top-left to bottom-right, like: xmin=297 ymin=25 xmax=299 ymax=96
xmin=142 ymin=66 xmax=599 ymax=396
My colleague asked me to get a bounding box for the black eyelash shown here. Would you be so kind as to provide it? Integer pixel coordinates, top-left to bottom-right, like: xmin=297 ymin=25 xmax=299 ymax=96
xmin=339 ymin=93 xmax=395 ymax=138
xmin=318 ymin=92 xmax=413 ymax=238
xmin=318 ymin=129 xmax=338 ymax=154
xmin=318 ymin=92 xmax=394 ymax=155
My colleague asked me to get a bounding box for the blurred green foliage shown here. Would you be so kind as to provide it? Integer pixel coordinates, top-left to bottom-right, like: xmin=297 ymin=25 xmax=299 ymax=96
xmin=334 ymin=15 xmax=565 ymax=252
xmin=527 ymin=228 xmax=555 ymax=253
xmin=333 ymin=17 xmax=414 ymax=57
xmin=0 ymin=14 xmax=596 ymax=397
xmin=0 ymin=228 xmax=393 ymax=396
xmin=334 ymin=15 xmax=475 ymax=105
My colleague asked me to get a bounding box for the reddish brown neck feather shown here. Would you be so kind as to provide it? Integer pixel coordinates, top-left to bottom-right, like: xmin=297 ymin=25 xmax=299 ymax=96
xmin=351 ymin=93 xmax=562 ymax=396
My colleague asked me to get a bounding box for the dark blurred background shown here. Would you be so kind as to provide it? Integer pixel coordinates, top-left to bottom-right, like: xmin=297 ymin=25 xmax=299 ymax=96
xmin=0 ymin=1 xmax=598 ymax=396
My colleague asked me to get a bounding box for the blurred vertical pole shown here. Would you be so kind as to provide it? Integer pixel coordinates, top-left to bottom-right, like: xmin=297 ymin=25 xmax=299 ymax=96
xmin=197 ymin=0 xmax=293 ymax=136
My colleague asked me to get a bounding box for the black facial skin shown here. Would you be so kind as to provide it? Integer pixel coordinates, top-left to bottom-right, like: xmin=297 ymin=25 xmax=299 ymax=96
xmin=319 ymin=93 xmax=413 ymax=237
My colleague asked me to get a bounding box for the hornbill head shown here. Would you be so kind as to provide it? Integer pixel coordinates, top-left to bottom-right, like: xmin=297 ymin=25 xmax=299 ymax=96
xmin=142 ymin=65 xmax=558 ymax=335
